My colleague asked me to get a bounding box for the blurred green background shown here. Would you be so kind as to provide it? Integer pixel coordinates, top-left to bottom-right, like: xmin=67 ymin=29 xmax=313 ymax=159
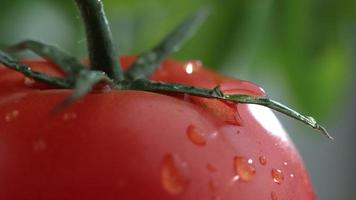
xmin=0 ymin=0 xmax=355 ymax=199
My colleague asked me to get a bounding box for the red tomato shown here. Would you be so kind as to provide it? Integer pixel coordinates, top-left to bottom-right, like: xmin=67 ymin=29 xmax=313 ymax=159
xmin=0 ymin=58 xmax=315 ymax=199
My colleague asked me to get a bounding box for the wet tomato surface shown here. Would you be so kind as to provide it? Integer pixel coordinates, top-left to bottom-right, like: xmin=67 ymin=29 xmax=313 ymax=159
xmin=0 ymin=57 xmax=315 ymax=199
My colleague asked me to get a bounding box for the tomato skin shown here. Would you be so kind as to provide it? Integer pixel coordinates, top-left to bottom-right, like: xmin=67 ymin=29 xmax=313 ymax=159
xmin=0 ymin=58 xmax=315 ymax=199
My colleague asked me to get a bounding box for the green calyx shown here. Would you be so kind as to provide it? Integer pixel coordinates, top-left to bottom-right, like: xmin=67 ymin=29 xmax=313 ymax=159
xmin=0 ymin=0 xmax=332 ymax=139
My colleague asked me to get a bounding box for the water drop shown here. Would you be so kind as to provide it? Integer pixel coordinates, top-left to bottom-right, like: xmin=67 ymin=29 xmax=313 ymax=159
xmin=271 ymin=169 xmax=284 ymax=184
xmin=259 ymin=156 xmax=267 ymax=166
xmin=283 ymin=161 xmax=288 ymax=166
xmin=161 ymin=154 xmax=190 ymax=195
xmin=186 ymin=125 xmax=206 ymax=146
xmin=5 ymin=110 xmax=19 ymax=122
xmin=208 ymin=179 xmax=217 ymax=192
xmin=206 ymin=163 xmax=217 ymax=172
xmin=185 ymin=63 xmax=194 ymax=74
xmin=271 ymin=191 xmax=278 ymax=200
xmin=234 ymin=156 xmax=256 ymax=182
xmin=189 ymin=97 xmax=240 ymax=125
xmin=63 ymin=112 xmax=77 ymax=121
xmin=24 ymin=77 xmax=35 ymax=87
xmin=33 ymin=139 xmax=47 ymax=152
xmin=290 ymin=173 xmax=295 ymax=178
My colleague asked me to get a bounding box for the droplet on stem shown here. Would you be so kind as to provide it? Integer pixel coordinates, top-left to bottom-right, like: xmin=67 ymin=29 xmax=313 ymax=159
xmin=161 ymin=154 xmax=190 ymax=195
xmin=234 ymin=156 xmax=256 ymax=182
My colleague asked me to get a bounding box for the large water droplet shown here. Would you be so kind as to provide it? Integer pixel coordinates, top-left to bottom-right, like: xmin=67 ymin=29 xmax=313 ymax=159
xmin=189 ymin=97 xmax=240 ymax=125
xmin=259 ymin=156 xmax=267 ymax=166
xmin=271 ymin=169 xmax=284 ymax=184
xmin=5 ymin=110 xmax=19 ymax=122
xmin=161 ymin=154 xmax=190 ymax=195
xmin=186 ymin=125 xmax=206 ymax=146
xmin=220 ymin=80 xmax=266 ymax=96
xmin=271 ymin=191 xmax=278 ymax=200
xmin=234 ymin=156 xmax=256 ymax=182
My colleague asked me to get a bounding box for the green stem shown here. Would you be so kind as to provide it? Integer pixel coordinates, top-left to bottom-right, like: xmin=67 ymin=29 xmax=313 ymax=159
xmin=125 ymin=8 xmax=209 ymax=80
xmin=74 ymin=0 xmax=123 ymax=82
xmin=0 ymin=51 xmax=72 ymax=88
xmin=5 ymin=40 xmax=85 ymax=75
xmin=120 ymin=79 xmax=332 ymax=139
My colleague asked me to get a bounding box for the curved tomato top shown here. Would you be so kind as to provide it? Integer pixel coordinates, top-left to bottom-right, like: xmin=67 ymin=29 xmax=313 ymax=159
xmin=0 ymin=58 xmax=315 ymax=199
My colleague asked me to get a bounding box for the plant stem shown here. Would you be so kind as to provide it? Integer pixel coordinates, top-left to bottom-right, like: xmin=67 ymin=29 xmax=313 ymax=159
xmin=74 ymin=0 xmax=123 ymax=82
xmin=120 ymin=79 xmax=332 ymax=139
xmin=0 ymin=51 xmax=72 ymax=88
xmin=125 ymin=8 xmax=209 ymax=80
xmin=5 ymin=40 xmax=85 ymax=75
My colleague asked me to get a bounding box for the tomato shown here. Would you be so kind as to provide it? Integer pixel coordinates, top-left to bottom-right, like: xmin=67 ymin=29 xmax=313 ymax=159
xmin=0 ymin=57 xmax=315 ymax=199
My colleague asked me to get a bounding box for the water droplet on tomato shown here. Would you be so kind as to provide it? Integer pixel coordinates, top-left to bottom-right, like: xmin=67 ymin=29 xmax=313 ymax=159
xmin=212 ymin=196 xmax=222 ymax=200
xmin=186 ymin=125 xmax=206 ymax=146
xmin=208 ymin=179 xmax=217 ymax=192
xmin=189 ymin=97 xmax=241 ymax=125
xmin=5 ymin=110 xmax=19 ymax=122
xmin=24 ymin=77 xmax=35 ymax=87
xmin=271 ymin=169 xmax=284 ymax=184
xmin=206 ymin=163 xmax=217 ymax=172
xmin=63 ymin=112 xmax=77 ymax=121
xmin=33 ymin=139 xmax=47 ymax=152
xmin=290 ymin=173 xmax=295 ymax=178
xmin=259 ymin=156 xmax=267 ymax=166
xmin=161 ymin=154 xmax=190 ymax=195
xmin=185 ymin=63 xmax=194 ymax=74
xmin=283 ymin=161 xmax=288 ymax=166
xmin=271 ymin=191 xmax=278 ymax=200
xmin=234 ymin=156 xmax=256 ymax=182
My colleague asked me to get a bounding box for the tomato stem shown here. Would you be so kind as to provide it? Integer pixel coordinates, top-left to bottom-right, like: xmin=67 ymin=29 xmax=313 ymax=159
xmin=124 ymin=8 xmax=209 ymax=80
xmin=5 ymin=40 xmax=86 ymax=75
xmin=0 ymin=1 xmax=331 ymax=139
xmin=120 ymin=79 xmax=333 ymax=139
xmin=74 ymin=0 xmax=123 ymax=82
xmin=0 ymin=50 xmax=72 ymax=88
